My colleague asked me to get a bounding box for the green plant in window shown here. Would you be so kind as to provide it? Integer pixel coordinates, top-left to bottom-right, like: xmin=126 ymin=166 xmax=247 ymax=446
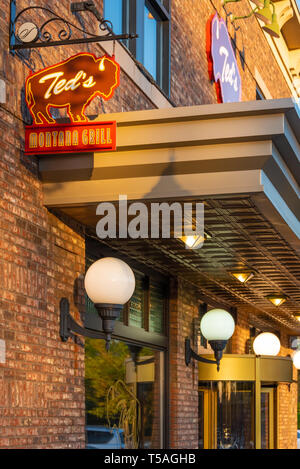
xmin=106 ymin=379 xmax=141 ymax=449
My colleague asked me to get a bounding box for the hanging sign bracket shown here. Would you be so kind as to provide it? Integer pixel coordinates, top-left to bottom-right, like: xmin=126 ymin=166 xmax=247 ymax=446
xmin=9 ymin=0 xmax=138 ymax=51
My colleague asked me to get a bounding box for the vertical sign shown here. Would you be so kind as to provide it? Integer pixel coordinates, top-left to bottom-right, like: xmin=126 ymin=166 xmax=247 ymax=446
xmin=207 ymin=13 xmax=242 ymax=103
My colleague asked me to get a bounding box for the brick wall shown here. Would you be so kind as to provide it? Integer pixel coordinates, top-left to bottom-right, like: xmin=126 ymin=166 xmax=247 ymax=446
xmin=169 ymin=278 xmax=200 ymax=449
xmin=231 ymin=309 xmax=251 ymax=354
xmin=0 ymin=173 xmax=86 ymax=447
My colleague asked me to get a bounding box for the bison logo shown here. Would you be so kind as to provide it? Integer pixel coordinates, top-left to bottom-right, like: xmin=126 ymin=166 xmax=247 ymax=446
xmin=25 ymin=52 xmax=120 ymax=125
xmin=206 ymin=13 xmax=241 ymax=103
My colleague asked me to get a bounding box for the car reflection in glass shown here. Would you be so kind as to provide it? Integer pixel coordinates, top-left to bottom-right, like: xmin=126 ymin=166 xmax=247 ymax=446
xmin=86 ymin=426 xmax=125 ymax=449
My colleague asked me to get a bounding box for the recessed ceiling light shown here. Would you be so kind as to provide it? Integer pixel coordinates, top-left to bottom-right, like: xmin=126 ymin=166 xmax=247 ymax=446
xmin=266 ymin=295 xmax=288 ymax=307
xmin=180 ymin=231 xmax=212 ymax=249
xmin=230 ymin=271 xmax=254 ymax=284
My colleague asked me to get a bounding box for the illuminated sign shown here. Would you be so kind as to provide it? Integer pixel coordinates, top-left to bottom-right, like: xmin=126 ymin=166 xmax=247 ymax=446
xmin=206 ymin=13 xmax=241 ymax=103
xmin=25 ymin=52 xmax=120 ymax=125
xmin=25 ymin=121 xmax=116 ymax=155
xmin=24 ymin=52 xmax=119 ymax=155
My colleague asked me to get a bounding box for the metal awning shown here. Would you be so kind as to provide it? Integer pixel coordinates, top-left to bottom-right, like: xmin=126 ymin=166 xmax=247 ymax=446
xmin=198 ymin=354 xmax=293 ymax=383
xmin=38 ymin=98 xmax=300 ymax=333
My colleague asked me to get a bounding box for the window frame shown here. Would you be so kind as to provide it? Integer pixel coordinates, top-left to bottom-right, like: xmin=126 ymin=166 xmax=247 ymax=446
xmin=84 ymin=237 xmax=169 ymax=448
xmin=256 ymin=86 xmax=265 ymax=100
xmin=103 ymin=0 xmax=170 ymax=95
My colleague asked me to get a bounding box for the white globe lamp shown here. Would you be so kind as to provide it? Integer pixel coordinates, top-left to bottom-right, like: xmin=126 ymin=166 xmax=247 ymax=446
xmin=292 ymin=350 xmax=300 ymax=370
xmin=200 ymin=308 xmax=235 ymax=370
xmin=253 ymin=332 xmax=281 ymax=356
xmin=84 ymin=257 xmax=135 ymax=349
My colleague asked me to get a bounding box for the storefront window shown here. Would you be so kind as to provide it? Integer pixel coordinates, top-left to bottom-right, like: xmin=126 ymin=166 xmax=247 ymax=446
xmin=85 ymin=338 xmax=164 ymax=448
xmin=149 ymin=279 xmax=165 ymax=334
xmin=129 ymin=272 xmax=146 ymax=328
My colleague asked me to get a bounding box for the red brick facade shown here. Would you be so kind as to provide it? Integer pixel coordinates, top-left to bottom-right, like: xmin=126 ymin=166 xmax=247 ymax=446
xmin=0 ymin=0 xmax=298 ymax=449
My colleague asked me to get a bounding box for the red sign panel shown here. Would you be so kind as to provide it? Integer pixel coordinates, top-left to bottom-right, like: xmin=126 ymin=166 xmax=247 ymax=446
xmin=24 ymin=53 xmax=120 ymax=155
xmin=25 ymin=121 xmax=116 ymax=155
xmin=25 ymin=52 xmax=120 ymax=125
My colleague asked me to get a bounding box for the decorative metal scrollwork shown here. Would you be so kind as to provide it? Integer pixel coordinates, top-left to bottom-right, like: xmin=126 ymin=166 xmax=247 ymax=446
xmin=9 ymin=0 xmax=137 ymax=51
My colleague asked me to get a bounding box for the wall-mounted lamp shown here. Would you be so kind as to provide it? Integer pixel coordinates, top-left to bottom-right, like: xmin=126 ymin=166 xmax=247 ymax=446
xmin=262 ymin=11 xmax=280 ymax=37
xmin=185 ymin=308 xmax=235 ymax=371
xmin=230 ymin=271 xmax=254 ymax=284
xmin=266 ymin=294 xmax=288 ymax=307
xmin=255 ymin=0 xmax=280 ymax=37
xmin=292 ymin=350 xmax=300 ymax=369
xmin=225 ymin=0 xmax=280 ymax=39
xmin=255 ymin=0 xmax=272 ymax=23
xmin=60 ymin=257 xmax=135 ymax=350
xmin=288 ymin=336 xmax=300 ymax=369
xmin=253 ymin=332 xmax=281 ymax=356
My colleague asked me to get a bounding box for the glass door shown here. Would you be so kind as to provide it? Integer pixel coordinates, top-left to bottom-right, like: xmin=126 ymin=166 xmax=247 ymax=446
xmin=199 ymin=382 xmax=276 ymax=449
xmin=199 ymin=381 xmax=255 ymax=449
xmin=261 ymin=388 xmax=275 ymax=449
xmin=198 ymin=388 xmax=217 ymax=449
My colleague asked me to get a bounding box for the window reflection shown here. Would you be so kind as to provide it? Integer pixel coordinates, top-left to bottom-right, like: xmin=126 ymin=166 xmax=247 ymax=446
xmin=85 ymin=339 xmax=163 ymax=449
xmin=261 ymin=392 xmax=270 ymax=449
xmin=216 ymin=382 xmax=254 ymax=449
xmin=103 ymin=0 xmax=170 ymax=94
xmin=144 ymin=4 xmax=157 ymax=80
xmin=104 ymin=0 xmax=123 ymax=35
xmin=199 ymin=381 xmax=255 ymax=449
xmin=129 ymin=272 xmax=145 ymax=328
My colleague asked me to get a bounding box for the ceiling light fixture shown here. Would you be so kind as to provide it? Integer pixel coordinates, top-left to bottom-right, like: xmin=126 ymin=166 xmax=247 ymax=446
xmin=230 ymin=271 xmax=254 ymax=284
xmin=180 ymin=231 xmax=212 ymax=249
xmin=266 ymin=295 xmax=288 ymax=307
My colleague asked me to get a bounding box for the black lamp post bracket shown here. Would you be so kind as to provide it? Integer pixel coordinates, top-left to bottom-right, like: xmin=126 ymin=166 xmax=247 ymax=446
xmin=185 ymin=338 xmax=217 ymax=367
xmin=185 ymin=337 xmax=227 ymax=371
xmin=59 ymin=297 xmax=122 ymax=350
